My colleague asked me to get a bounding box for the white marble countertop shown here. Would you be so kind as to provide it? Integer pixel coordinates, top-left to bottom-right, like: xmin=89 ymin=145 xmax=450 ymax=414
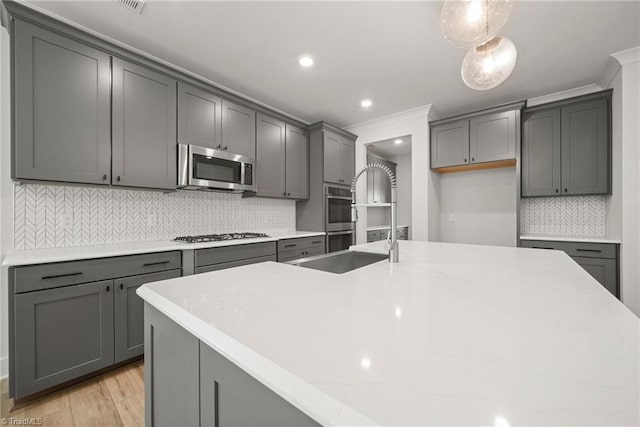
xmin=137 ymin=240 xmax=640 ymax=426
xmin=520 ymin=234 xmax=622 ymax=244
xmin=1 ymin=230 xmax=325 ymax=267
xmin=366 ymin=224 xmax=409 ymax=231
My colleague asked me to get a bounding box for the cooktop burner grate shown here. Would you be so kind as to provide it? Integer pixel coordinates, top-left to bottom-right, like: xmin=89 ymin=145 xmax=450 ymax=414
xmin=173 ymin=232 xmax=270 ymax=244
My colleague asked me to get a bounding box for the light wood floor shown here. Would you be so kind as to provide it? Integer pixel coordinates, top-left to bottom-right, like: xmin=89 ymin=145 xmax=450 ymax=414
xmin=4 ymin=361 xmax=144 ymax=426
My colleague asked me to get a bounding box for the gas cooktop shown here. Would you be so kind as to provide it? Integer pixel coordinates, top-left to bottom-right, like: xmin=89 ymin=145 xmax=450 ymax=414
xmin=173 ymin=232 xmax=270 ymax=244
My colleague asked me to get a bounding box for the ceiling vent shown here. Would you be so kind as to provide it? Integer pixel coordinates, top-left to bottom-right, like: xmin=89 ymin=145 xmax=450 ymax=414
xmin=117 ymin=0 xmax=145 ymax=14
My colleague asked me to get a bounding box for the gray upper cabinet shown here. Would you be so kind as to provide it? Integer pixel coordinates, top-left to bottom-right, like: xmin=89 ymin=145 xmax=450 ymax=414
xmin=430 ymin=119 xmax=470 ymax=168
xmin=177 ymin=82 xmax=222 ymax=149
xmin=522 ymin=109 xmax=562 ymax=196
xmin=112 ymin=58 xmax=177 ymax=190
xmin=256 ymin=113 xmax=286 ymax=198
xmin=522 ymin=90 xmax=611 ymax=197
xmin=367 ymin=154 xmax=395 ymax=204
xmin=469 ymin=110 xmax=516 ymax=163
xmin=13 ymin=20 xmax=111 ymax=185
xmin=222 ymin=100 xmax=257 ymax=158
xmin=285 ymin=124 xmax=309 ymax=199
xmin=14 ymin=280 xmax=115 ymax=398
xmin=324 ymin=131 xmax=355 ymax=185
xmin=114 ymin=269 xmax=181 ymax=363
xmin=560 ymin=98 xmax=609 ymax=195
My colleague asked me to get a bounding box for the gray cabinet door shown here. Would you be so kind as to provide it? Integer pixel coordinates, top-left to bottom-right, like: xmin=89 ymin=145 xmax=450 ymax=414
xmin=14 ymin=280 xmax=114 ymax=398
xmin=200 ymin=343 xmax=320 ymax=427
xmin=285 ymin=124 xmax=309 ymax=199
xmin=114 ymin=269 xmax=181 ymax=363
xmin=144 ymin=305 xmax=200 ymax=427
xmin=13 ymin=20 xmax=111 ymax=185
xmin=572 ymin=256 xmax=617 ymax=297
xmin=339 ymin=137 xmax=356 ymax=185
xmin=561 ymin=99 xmax=610 ymax=195
xmin=430 ymin=119 xmax=469 ymax=168
xmin=522 ymin=109 xmax=562 ymax=197
xmin=256 ymin=113 xmax=286 ymax=198
xmin=112 ymin=58 xmax=177 ymax=190
xmin=222 ymin=100 xmax=256 ymax=158
xmin=323 ymin=131 xmax=341 ymax=184
xmin=177 ymin=82 xmax=222 ymax=149
xmin=469 ymin=110 xmax=516 ymax=163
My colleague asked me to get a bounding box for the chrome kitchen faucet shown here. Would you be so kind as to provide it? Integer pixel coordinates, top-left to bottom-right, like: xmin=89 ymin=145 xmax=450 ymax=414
xmin=350 ymin=163 xmax=399 ymax=263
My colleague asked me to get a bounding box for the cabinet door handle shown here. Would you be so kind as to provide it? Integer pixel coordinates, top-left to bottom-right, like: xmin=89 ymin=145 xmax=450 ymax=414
xmin=312 ymin=240 xmax=323 ymax=244
xmin=464 ymin=158 xmax=467 ymax=163
xmin=555 ymin=188 xmax=559 ymax=193
xmin=41 ymin=272 xmax=83 ymax=280
xmin=282 ymin=192 xmax=286 ymax=196
xmin=116 ymin=176 xmax=121 ymax=182
xmin=576 ymin=248 xmax=602 ymax=253
xmin=564 ymin=188 xmax=568 ymax=193
xmin=102 ymin=174 xmax=107 ymax=181
xmin=120 ymin=283 xmax=124 ymax=290
xmin=471 ymin=157 xmax=475 ymax=162
xmin=223 ymin=146 xmax=228 ymax=151
xmin=106 ymin=285 xmax=110 ymax=292
xmin=217 ymin=144 xmax=222 ymax=149
xmin=214 ymin=380 xmax=220 ymax=427
xmin=284 ymin=244 xmax=296 ymax=248
xmin=287 ymin=192 xmax=291 ymax=196
xmin=532 ymin=246 xmax=554 ymax=250
xmin=143 ymin=260 xmax=171 ymax=267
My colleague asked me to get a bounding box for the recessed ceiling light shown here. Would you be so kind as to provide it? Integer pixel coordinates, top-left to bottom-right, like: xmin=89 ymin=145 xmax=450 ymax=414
xmin=394 ymin=139 xmax=403 ymax=144
xmin=361 ymin=99 xmax=373 ymax=108
xmin=298 ymin=56 xmax=314 ymax=67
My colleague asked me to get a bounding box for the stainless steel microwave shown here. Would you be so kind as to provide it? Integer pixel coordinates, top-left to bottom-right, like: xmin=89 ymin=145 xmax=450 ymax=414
xmin=178 ymin=144 xmax=256 ymax=192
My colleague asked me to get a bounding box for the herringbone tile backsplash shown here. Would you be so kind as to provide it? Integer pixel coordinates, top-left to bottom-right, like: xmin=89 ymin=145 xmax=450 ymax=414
xmin=13 ymin=184 xmax=296 ymax=250
xmin=520 ymin=196 xmax=606 ymax=237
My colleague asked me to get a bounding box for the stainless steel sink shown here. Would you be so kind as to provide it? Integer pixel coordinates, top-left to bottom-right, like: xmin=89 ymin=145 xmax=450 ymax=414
xmin=287 ymin=250 xmax=388 ymax=274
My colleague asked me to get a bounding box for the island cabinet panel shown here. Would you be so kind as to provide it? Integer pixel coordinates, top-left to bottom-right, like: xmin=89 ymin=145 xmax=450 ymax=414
xmin=200 ymin=343 xmax=321 ymax=427
xmin=112 ymin=58 xmax=177 ymax=190
xmin=177 ymin=82 xmax=222 ymax=149
xmin=144 ymin=305 xmax=200 ymax=427
xmin=430 ymin=119 xmax=469 ymax=168
xmin=256 ymin=113 xmax=287 ymax=198
xmin=285 ymin=124 xmax=309 ymax=199
xmin=560 ymin=98 xmax=609 ymax=195
xmin=13 ymin=19 xmax=112 ymax=185
xmin=522 ymin=109 xmax=562 ymax=196
xmin=222 ymin=100 xmax=257 ymax=159
xmin=14 ymin=280 xmax=115 ymax=398
xmin=277 ymin=236 xmax=325 ymax=263
xmin=469 ymin=110 xmax=516 ymax=163
xmin=114 ymin=269 xmax=181 ymax=363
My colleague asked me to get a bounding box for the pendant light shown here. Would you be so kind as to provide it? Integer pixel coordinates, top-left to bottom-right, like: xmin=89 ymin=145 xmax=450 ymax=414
xmin=441 ymin=0 xmax=513 ymax=48
xmin=461 ymin=36 xmax=517 ymax=90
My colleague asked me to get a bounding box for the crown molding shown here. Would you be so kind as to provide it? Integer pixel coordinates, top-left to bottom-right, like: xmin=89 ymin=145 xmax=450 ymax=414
xmin=612 ymin=46 xmax=640 ymax=66
xmin=345 ymin=104 xmax=432 ymax=132
xmin=526 ymin=84 xmax=602 ymax=108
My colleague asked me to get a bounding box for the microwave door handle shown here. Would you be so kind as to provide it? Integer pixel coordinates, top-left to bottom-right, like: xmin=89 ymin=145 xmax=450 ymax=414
xmin=240 ymin=162 xmax=246 ymax=185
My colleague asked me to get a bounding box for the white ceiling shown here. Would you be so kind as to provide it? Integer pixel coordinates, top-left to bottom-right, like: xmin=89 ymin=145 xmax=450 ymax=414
xmin=25 ymin=1 xmax=640 ymax=127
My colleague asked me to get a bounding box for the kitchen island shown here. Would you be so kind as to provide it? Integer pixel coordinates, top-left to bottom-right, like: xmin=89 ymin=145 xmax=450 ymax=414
xmin=137 ymin=241 xmax=640 ymax=426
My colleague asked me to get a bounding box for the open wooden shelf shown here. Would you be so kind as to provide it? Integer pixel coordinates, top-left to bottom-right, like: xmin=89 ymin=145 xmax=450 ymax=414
xmin=432 ymin=158 xmax=517 ymax=174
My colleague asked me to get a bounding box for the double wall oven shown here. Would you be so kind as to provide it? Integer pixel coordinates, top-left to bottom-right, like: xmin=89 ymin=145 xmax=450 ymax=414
xmin=325 ymin=185 xmax=355 ymax=253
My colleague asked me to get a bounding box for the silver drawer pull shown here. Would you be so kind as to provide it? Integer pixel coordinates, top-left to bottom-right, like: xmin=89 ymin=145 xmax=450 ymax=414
xmin=576 ymin=248 xmax=602 ymax=253
xmin=41 ymin=272 xmax=83 ymax=280
xmin=312 ymin=240 xmax=323 ymax=244
xmin=143 ymin=260 xmax=171 ymax=267
xmin=532 ymin=246 xmax=554 ymax=250
xmin=284 ymin=244 xmax=296 ymax=248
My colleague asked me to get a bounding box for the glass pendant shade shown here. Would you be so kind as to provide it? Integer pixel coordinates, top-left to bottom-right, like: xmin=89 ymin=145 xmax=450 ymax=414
xmin=461 ymin=36 xmax=517 ymax=90
xmin=441 ymin=0 xmax=513 ymax=48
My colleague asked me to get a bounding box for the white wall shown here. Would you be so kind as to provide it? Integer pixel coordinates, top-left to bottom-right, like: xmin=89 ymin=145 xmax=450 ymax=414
xmin=345 ymin=105 xmax=432 ymax=243
xmin=1 ymin=25 xmax=12 ymax=379
xmin=388 ymin=152 xmax=412 ymax=238
xmin=439 ymin=168 xmax=517 ymax=246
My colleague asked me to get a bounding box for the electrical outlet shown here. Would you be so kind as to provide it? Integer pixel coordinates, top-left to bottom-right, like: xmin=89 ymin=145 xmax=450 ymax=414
xmin=147 ymin=214 xmax=157 ymax=228
xmin=449 ymin=214 xmax=456 ymax=222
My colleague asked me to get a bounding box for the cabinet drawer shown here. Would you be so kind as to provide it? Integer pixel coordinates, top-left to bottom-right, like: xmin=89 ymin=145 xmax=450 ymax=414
xmin=194 ymin=255 xmax=276 ymax=274
xmin=367 ymin=230 xmax=381 ymax=242
xmin=277 ymin=236 xmax=325 ymax=252
xmin=13 ymin=251 xmax=182 ymax=294
xmin=278 ymin=247 xmax=325 ymax=263
xmin=195 ymin=242 xmax=276 ymax=268
xmin=520 ymin=240 xmax=616 ymax=259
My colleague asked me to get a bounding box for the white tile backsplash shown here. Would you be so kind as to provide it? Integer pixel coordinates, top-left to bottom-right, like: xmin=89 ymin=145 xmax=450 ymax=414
xmin=13 ymin=183 xmax=296 ymax=250
xmin=520 ymin=196 xmax=606 ymax=237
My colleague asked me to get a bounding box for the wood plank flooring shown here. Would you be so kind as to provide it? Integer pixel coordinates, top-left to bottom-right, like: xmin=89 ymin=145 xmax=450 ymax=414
xmin=3 ymin=361 xmax=144 ymax=427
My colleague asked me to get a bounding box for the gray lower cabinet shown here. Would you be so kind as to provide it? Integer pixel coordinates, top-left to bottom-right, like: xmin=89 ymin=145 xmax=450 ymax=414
xmin=285 ymin=124 xmax=309 ymax=199
xmin=521 ymin=90 xmax=611 ymax=197
xmin=469 ymin=110 xmax=516 ymax=163
xmin=222 ymin=100 xmax=257 ymax=158
xmin=177 ymin=82 xmax=222 ymax=149
xmin=430 ymin=119 xmax=470 ymax=168
xmin=195 ymin=242 xmax=277 ymax=273
xmin=13 ymin=19 xmax=112 ymax=185
xmin=277 ymin=236 xmax=325 ymax=262
xmin=112 ymin=58 xmax=177 ymax=190
xmin=257 ymin=114 xmax=287 ymax=198
xmin=14 ymin=280 xmax=115 ymax=398
xmin=10 ymin=251 xmax=182 ymax=399
xmin=520 ymin=239 xmax=619 ymax=298
xmin=367 ymin=230 xmax=381 ymax=243
xmin=144 ymin=304 xmax=319 ymax=427
xmin=114 ymin=269 xmax=181 ymax=363
xmin=367 ymin=227 xmax=409 ymax=242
